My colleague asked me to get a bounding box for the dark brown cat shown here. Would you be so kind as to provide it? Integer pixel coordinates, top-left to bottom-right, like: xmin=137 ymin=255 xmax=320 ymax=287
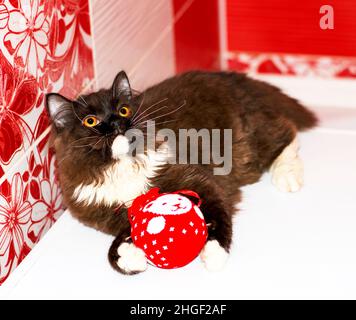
xmin=46 ymin=70 xmax=317 ymax=274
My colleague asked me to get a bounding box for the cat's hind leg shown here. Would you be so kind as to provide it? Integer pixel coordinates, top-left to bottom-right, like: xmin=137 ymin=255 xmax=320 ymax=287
xmin=270 ymin=137 xmax=304 ymax=193
xmin=200 ymin=239 xmax=230 ymax=272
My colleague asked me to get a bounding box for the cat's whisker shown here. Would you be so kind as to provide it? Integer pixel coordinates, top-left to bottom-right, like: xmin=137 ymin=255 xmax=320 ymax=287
xmin=131 ymin=93 xmax=146 ymax=122
xmin=68 ymin=136 xmax=99 ymax=147
xmin=131 ymin=97 xmax=168 ymax=124
xmin=136 ymin=100 xmax=187 ymax=125
xmin=136 ymin=119 xmax=178 ymax=129
xmin=78 ymin=95 xmax=89 ymax=106
xmin=72 ymin=142 xmax=98 ymax=148
xmin=132 ymin=105 xmax=169 ymax=126
xmin=87 ymin=126 xmax=101 ymax=134
xmin=71 ymin=104 xmax=84 ymax=123
xmin=73 ymin=137 xmax=106 ymax=157
xmin=56 ymin=153 xmax=73 ymax=166
xmin=58 ymin=137 xmax=103 ymax=165
xmin=76 ymin=99 xmax=87 ymax=109
xmin=90 ymin=136 xmax=105 ymax=150
xmin=76 ymin=102 xmax=86 ymax=109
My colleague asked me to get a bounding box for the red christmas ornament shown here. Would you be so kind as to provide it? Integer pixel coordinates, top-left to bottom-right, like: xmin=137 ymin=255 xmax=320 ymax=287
xmin=128 ymin=188 xmax=208 ymax=269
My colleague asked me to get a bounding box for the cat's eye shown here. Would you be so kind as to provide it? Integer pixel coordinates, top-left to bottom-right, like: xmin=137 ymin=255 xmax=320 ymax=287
xmin=118 ymin=105 xmax=132 ymax=118
xmin=82 ymin=115 xmax=100 ymax=127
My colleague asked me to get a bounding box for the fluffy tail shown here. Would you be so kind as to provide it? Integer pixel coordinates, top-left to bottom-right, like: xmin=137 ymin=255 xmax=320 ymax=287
xmin=280 ymin=97 xmax=318 ymax=131
xmin=239 ymin=75 xmax=319 ymax=131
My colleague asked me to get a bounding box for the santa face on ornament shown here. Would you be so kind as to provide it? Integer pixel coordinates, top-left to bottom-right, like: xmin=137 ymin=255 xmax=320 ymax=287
xmin=143 ymin=194 xmax=193 ymax=215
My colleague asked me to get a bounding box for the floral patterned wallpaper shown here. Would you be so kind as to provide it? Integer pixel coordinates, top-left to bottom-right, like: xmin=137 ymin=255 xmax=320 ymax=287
xmin=0 ymin=0 xmax=94 ymax=284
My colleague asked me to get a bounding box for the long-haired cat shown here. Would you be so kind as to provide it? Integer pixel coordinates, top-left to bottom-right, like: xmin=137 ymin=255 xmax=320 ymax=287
xmin=46 ymin=71 xmax=317 ymax=274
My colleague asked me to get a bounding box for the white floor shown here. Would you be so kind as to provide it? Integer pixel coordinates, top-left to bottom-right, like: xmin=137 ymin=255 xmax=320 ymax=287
xmin=1 ymin=108 xmax=356 ymax=300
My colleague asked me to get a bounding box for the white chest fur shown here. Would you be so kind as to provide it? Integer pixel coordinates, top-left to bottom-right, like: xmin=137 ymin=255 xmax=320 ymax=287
xmin=72 ymin=152 xmax=166 ymax=207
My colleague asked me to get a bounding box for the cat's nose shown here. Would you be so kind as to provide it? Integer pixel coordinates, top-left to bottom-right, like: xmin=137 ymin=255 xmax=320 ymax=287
xmin=111 ymin=121 xmax=125 ymax=135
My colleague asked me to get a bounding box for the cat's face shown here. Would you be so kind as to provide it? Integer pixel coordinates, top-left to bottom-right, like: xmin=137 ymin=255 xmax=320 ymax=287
xmin=46 ymin=71 xmax=140 ymax=163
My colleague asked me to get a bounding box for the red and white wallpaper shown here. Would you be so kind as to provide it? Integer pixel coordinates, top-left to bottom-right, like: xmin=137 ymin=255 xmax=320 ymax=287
xmin=0 ymin=0 xmax=94 ymax=284
xmin=225 ymin=0 xmax=356 ymax=78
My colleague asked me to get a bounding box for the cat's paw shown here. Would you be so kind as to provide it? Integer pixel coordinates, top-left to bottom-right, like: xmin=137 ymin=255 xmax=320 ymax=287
xmin=270 ymin=138 xmax=303 ymax=193
xmin=271 ymin=159 xmax=303 ymax=193
xmin=200 ymin=240 xmax=229 ymax=271
xmin=117 ymin=242 xmax=147 ymax=274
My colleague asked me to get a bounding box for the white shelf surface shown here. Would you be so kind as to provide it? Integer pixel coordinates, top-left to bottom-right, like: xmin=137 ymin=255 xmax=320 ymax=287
xmin=1 ymin=127 xmax=356 ymax=300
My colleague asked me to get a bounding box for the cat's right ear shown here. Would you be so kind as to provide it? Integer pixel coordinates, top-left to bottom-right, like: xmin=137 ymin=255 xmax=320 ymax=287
xmin=46 ymin=93 xmax=73 ymax=130
xmin=112 ymin=70 xmax=132 ymax=100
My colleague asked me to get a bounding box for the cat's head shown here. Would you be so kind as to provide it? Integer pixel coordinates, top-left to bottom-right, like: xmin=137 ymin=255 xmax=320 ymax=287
xmin=46 ymin=71 xmax=141 ymax=165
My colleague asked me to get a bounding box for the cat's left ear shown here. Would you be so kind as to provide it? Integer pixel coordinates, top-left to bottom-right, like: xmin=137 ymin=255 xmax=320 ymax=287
xmin=112 ymin=70 xmax=132 ymax=100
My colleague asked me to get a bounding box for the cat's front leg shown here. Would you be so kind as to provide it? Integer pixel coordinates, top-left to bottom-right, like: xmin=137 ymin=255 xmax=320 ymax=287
xmin=108 ymin=208 xmax=147 ymax=275
xmin=108 ymin=233 xmax=148 ymax=275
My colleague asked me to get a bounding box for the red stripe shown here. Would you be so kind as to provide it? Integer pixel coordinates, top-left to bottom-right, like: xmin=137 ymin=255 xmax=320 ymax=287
xmin=173 ymin=0 xmax=221 ymax=73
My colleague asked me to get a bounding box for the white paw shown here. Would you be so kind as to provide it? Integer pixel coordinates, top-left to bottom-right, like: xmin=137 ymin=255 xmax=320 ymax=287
xmin=200 ymin=240 xmax=229 ymax=271
xmin=117 ymin=242 xmax=147 ymax=273
xmin=271 ymin=159 xmax=303 ymax=193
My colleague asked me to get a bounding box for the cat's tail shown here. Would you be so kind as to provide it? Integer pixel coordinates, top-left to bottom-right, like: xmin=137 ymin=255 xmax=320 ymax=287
xmin=281 ymin=98 xmax=318 ymax=131
xmin=240 ymin=75 xmax=318 ymax=131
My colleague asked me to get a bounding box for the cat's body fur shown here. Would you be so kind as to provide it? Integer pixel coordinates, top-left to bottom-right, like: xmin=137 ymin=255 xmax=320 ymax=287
xmin=46 ymin=71 xmax=317 ymax=274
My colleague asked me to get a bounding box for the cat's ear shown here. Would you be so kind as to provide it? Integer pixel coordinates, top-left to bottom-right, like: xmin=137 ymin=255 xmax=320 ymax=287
xmin=46 ymin=93 xmax=73 ymax=130
xmin=112 ymin=70 xmax=132 ymax=100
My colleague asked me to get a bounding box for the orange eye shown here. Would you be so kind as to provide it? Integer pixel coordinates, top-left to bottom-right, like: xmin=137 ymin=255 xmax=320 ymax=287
xmin=118 ymin=105 xmax=132 ymax=118
xmin=82 ymin=115 xmax=99 ymax=127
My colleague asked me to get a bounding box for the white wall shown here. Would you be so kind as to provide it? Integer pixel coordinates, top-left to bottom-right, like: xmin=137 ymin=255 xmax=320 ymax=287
xmin=90 ymin=0 xmax=176 ymax=91
xmin=252 ymin=75 xmax=356 ymax=110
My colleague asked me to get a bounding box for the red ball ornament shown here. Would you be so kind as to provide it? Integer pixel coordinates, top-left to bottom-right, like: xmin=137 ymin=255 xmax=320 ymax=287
xmin=128 ymin=188 xmax=208 ymax=269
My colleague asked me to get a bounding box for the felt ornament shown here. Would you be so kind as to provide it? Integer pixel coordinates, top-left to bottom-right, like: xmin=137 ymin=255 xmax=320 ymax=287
xmin=128 ymin=188 xmax=208 ymax=269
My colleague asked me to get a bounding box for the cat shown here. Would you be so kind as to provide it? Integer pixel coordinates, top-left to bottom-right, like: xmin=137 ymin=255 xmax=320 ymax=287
xmin=46 ymin=70 xmax=317 ymax=275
